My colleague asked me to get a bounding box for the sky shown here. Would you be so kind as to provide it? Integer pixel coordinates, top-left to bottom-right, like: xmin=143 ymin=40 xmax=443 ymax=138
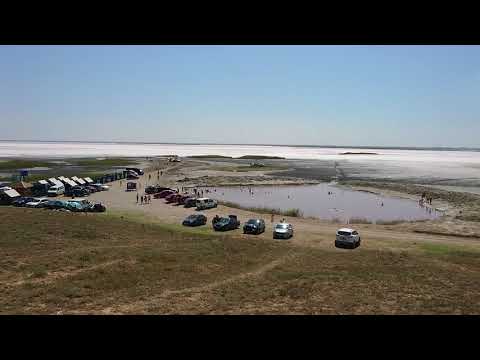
xmin=0 ymin=45 xmax=479 ymax=147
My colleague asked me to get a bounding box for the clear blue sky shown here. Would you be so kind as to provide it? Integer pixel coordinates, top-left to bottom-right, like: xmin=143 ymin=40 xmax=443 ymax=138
xmin=1 ymin=45 xmax=479 ymax=147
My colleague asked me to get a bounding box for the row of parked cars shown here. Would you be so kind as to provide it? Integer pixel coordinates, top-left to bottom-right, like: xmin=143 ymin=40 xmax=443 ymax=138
xmin=181 ymin=213 xmax=295 ymax=239
xmin=12 ymin=196 xmax=107 ymax=212
xmin=182 ymin=213 xmax=361 ymax=247
xmin=62 ymin=183 xmax=110 ymax=197
xmin=146 ymin=185 xmax=218 ymax=210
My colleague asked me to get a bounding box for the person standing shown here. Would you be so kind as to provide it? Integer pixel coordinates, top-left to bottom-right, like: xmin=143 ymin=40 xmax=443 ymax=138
xmin=136 ymin=193 xmax=139 ymax=204
xmin=271 ymin=214 xmax=274 ymax=223
xmin=140 ymin=196 xmax=143 ymax=205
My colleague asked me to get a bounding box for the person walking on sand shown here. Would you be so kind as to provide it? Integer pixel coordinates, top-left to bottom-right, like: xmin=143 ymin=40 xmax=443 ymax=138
xmin=271 ymin=214 xmax=274 ymax=223
xmin=136 ymin=193 xmax=139 ymax=204
xmin=140 ymin=196 xmax=143 ymax=205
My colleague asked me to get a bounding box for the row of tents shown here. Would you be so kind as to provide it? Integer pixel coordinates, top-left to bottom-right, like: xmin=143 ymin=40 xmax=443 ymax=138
xmin=1 ymin=168 xmax=139 ymax=204
xmin=1 ymin=170 xmax=129 ymax=200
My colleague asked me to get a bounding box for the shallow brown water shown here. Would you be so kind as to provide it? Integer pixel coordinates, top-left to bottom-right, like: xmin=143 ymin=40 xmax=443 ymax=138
xmin=202 ymin=183 xmax=440 ymax=223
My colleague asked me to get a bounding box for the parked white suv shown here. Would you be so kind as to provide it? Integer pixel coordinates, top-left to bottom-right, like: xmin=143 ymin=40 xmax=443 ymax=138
xmin=335 ymin=228 xmax=361 ymax=249
xmin=47 ymin=184 xmax=65 ymax=197
xmin=273 ymin=223 xmax=294 ymax=239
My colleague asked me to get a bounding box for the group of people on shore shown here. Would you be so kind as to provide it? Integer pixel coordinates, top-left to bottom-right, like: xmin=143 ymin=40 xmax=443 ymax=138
xmin=419 ymin=192 xmax=433 ymax=206
xmin=137 ymin=193 xmax=151 ymax=205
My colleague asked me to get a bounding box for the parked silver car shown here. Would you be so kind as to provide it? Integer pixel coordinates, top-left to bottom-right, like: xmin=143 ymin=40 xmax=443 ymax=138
xmin=25 ymin=197 xmax=49 ymax=208
xmin=273 ymin=223 xmax=293 ymax=239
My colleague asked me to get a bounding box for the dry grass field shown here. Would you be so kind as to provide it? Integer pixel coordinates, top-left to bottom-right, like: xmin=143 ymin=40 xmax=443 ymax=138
xmin=1 ymin=207 xmax=479 ymax=314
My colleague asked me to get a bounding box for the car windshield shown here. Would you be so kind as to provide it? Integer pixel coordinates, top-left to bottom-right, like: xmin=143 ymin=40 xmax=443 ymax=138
xmin=247 ymin=219 xmax=258 ymax=224
xmin=276 ymin=224 xmax=288 ymax=229
xmin=218 ymin=218 xmax=230 ymax=225
xmin=186 ymin=215 xmax=197 ymax=220
xmin=338 ymin=231 xmax=352 ymax=236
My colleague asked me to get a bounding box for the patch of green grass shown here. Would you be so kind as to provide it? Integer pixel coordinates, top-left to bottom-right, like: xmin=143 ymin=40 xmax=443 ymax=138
xmin=219 ymin=201 xmax=303 ymax=217
xmin=0 ymin=160 xmax=53 ymax=170
xmin=210 ymin=165 xmax=287 ymax=172
xmin=29 ymin=264 xmax=48 ymax=278
xmin=187 ymin=155 xmax=233 ymax=159
xmin=237 ymin=155 xmax=285 ymax=160
xmin=420 ymin=243 xmax=480 ymax=257
xmin=72 ymin=158 xmax=136 ymax=167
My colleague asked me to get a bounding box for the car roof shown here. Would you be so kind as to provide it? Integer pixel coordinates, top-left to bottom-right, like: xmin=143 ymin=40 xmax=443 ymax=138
xmin=196 ymin=197 xmax=211 ymax=201
xmin=338 ymin=228 xmax=354 ymax=232
xmin=276 ymin=222 xmax=291 ymax=226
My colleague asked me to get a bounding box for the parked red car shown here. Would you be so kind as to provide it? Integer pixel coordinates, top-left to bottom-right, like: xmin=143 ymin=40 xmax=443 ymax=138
xmin=154 ymin=189 xmax=175 ymax=199
xmin=177 ymin=195 xmax=191 ymax=205
xmin=165 ymin=193 xmax=182 ymax=203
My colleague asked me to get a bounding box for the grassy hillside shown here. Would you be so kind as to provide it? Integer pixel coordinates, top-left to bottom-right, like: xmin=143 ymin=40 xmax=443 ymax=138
xmin=1 ymin=207 xmax=479 ymax=314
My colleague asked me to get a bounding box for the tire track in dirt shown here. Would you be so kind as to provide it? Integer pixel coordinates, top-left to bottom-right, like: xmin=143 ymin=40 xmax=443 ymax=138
xmin=4 ymin=260 xmax=125 ymax=288
xmin=97 ymin=252 xmax=298 ymax=314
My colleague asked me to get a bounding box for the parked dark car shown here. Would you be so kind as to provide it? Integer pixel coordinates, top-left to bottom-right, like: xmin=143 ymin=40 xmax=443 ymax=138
xmin=127 ymin=172 xmax=139 ymax=180
xmin=177 ymin=195 xmax=190 ymax=205
xmin=213 ymin=215 xmax=240 ymax=232
xmin=70 ymin=187 xmax=90 ymax=197
xmin=12 ymin=197 xmax=35 ymax=207
xmin=154 ymin=189 xmax=175 ymax=199
xmin=44 ymin=200 xmax=68 ymax=210
xmin=182 ymin=214 xmax=207 ymax=227
xmin=183 ymin=197 xmax=197 ymax=208
xmin=243 ymin=218 xmax=266 ymax=235
xmin=145 ymin=185 xmax=156 ymax=194
xmin=86 ymin=185 xmax=99 ymax=193
xmin=145 ymin=185 xmax=171 ymax=194
xmin=126 ymin=167 xmax=144 ymax=176
xmin=166 ymin=193 xmax=182 ymax=203
xmin=88 ymin=203 xmax=107 ymax=213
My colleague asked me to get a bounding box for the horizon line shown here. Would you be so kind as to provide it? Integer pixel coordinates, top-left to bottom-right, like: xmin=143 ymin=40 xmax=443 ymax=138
xmin=0 ymin=139 xmax=479 ymax=151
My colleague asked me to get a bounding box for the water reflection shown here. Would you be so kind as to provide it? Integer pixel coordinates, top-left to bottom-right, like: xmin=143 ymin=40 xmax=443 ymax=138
xmin=202 ymin=184 xmax=440 ymax=223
